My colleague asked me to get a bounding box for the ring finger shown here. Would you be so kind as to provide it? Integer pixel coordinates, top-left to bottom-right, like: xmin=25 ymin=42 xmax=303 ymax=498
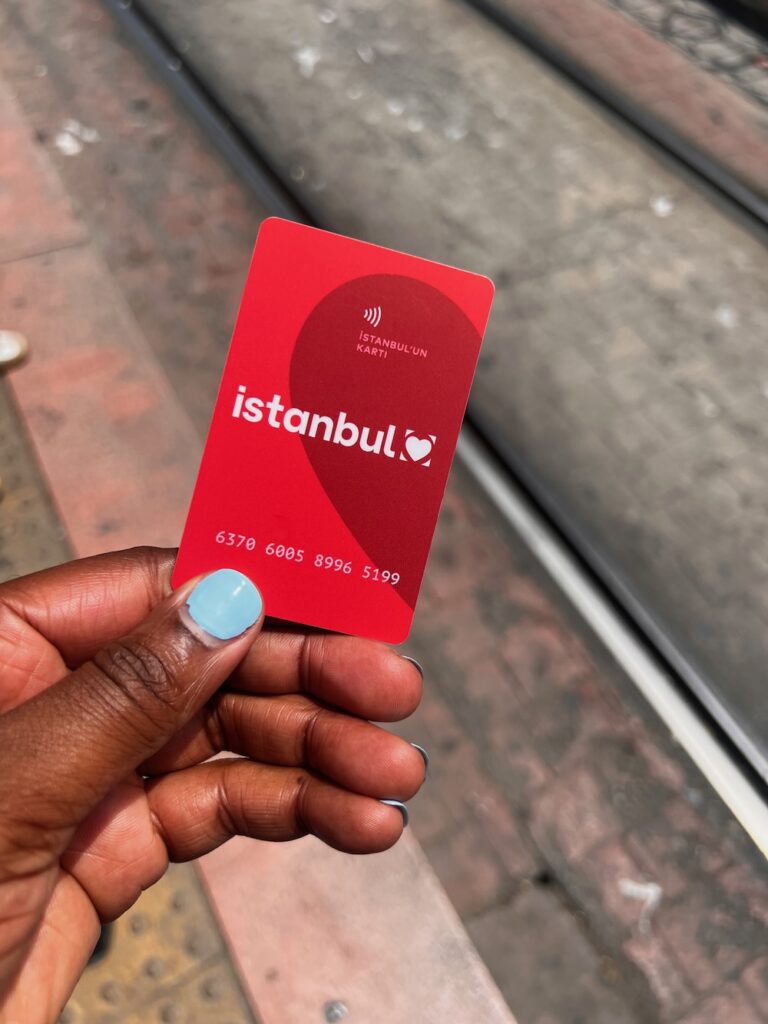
xmin=147 ymin=758 xmax=406 ymax=858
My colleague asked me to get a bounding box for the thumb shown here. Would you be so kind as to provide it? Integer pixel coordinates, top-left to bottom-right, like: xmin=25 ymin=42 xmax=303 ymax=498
xmin=0 ymin=568 xmax=263 ymax=852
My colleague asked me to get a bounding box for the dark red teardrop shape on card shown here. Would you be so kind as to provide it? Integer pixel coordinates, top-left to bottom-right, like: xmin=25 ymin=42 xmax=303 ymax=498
xmin=289 ymin=274 xmax=481 ymax=609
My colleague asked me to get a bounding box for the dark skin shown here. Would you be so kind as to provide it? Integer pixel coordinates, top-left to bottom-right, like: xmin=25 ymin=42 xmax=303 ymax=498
xmin=0 ymin=547 xmax=424 ymax=1023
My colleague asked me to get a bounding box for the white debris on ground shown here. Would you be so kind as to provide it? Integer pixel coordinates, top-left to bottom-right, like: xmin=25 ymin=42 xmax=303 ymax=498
xmin=619 ymin=878 xmax=663 ymax=936
xmin=444 ymin=122 xmax=468 ymax=141
xmin=0 ymin=331 xmax=29 ymax=370
xmin=650 ymin=194 xmax=675 ymax=217
xmin=695 ymin=389 xmax=721 ymax=419
xmin=294 ymin=45 xmax=322 ymax=78
xmin=53 ymin=118 xmax=101 ymax=156
xmin=715 ymin=303 xmax=739 ymax=328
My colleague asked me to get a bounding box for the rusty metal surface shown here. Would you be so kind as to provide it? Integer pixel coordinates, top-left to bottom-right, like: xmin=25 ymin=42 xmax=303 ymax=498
xmin=62 ymin=864 xmax=257 ymax=1024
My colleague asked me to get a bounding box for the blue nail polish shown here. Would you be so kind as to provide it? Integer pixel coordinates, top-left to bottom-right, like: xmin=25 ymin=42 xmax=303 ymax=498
xmin=186 ymin=569 xmax=262 ymax=640
xmin=380 ymin=799 xmax=409 ymax=827
xmin=411 ymin=743 xmax=430 ymax=777
xmin=400 ymin=655 xmax=424 ymax=679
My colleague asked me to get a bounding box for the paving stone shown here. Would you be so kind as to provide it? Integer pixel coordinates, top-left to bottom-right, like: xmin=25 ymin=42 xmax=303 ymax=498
xmin=741 ymin=955 xmax=768 ymax=1011
xmin=417 ymin=458 xmax=768 ymax=1017
xmin=423 ymin=821 xmax=516 ymax=920
xmin=652 ymin=882 xmax=765 ymax=997
xmin=675 ymin=984 xmax=764 ymax=1024
xmin=403 ymin=771 xmax=458 ymax=847
xmin=498 ymin=620 xmax=595 ymax=700
xmin=492 ymin=0 xmax=768 ymax=195
xmin=626 ymin=796 xmax=735 ymax=902
xmin=0 ymin=75 xmax=86 ymax=262
xmin=717 ymin=863 xmax=768 ymax=929
xmin=547 ymin=836 xmax=696 ymax=1017
xmin=576 ymin=837 xmax=664 ymax=934
xmin=622 ymin=931 xmax=695 ymax=1021
xmin=467 ymin=888 xmax=640 ymax=1024
xmin=395 ymin=666 xmax=544 ymax=857
xmin=201 ymin=834 xmax=517 ymax=1024
xmin=1 ymin=246 xmax=200 ymax=554
xmin=530 ymin=761 xmax=624 ymax=862
xmin=0 ymin=0 xmax=265 ymax=432
xmin=533 ymin=725 xmax=693 ymax=854
xmin=408 ymin=633 xmax=553 ymax=809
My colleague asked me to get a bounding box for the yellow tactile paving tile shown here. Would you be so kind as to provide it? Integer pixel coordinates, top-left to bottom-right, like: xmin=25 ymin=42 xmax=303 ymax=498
xmin=62 ymin=864 xmax=258 ymax=1024
xmin=0 ymin=382 xmax=71 ymax=579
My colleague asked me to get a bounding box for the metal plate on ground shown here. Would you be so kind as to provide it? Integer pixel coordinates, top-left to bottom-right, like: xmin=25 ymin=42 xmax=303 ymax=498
xmin=62 ymin=863 xmax=258 ymax=1024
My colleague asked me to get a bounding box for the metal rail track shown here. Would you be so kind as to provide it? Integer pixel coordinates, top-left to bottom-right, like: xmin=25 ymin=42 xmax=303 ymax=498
xmin=102 ymin=0 xmax=768 ymax=850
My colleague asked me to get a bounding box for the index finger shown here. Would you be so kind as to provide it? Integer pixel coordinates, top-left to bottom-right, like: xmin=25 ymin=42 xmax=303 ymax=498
xmin=231 ymin=632 xmax=423 ymax=722
xmin=0 ymin=546 xmax=175 ymax=668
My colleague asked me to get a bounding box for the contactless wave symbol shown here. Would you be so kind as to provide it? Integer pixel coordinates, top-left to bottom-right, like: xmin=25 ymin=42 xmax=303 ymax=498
xmin=362 ymin=305 xmax=382 ymax=328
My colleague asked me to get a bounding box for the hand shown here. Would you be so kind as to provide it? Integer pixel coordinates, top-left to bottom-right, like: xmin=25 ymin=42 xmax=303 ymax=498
xmin=0 ymin=547 xmax=424 ymax=1023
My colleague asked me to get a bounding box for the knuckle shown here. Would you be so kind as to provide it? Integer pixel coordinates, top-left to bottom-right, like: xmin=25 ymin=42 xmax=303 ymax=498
xmin=92 ymin=637 xmax=179 ymax=721
xmin=288 ymin=772 xmax=312 ymax=836
xmin=0 ymin=807 xmax=64 ymax=879
xmin=214 ymin=773 xmax=238 ymax=839
xmin=124 ymin=544 xmax=172 ymax=576
xmin=205 ymin=694 xmax=232 ymax=753
xmin=118 ymin=546 xmax=175 ymax=601
xmin=299 ymin=704 xmax=326 ymax=765
xmin=299 ymin=633 xmax=327 ymax=693
xmin=0 ymin=714 xmax=85 ymax=866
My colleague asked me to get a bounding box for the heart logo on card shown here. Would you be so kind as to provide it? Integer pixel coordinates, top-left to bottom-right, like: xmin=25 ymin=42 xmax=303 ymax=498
xmin=289 ymin=274 xmax=480 ymax=608
xmin=403 ymin=433 xmax=435 ymax=464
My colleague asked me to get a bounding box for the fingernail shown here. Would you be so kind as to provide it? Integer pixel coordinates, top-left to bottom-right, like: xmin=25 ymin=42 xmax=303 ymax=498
xmin=380 ymin=799 xmax=409 ymax=828
xmin=411 ymin=743 xmax=429 ymax=777
xmin=186 ymin=569 xmax=262 ymax=640
xmin=400 ymin=655 xmax=424 ymax=679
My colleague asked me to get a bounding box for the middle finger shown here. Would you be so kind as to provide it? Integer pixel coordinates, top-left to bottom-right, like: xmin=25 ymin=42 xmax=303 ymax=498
xmin=142 ymin=692 xmax=427 ymax=800
xmin=230 ymin=631 xmax=423 ymax=722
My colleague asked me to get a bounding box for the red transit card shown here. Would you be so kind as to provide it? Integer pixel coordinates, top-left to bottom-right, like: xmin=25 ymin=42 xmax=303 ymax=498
xmin=173 ymin=218 xmax=494 ymax=643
